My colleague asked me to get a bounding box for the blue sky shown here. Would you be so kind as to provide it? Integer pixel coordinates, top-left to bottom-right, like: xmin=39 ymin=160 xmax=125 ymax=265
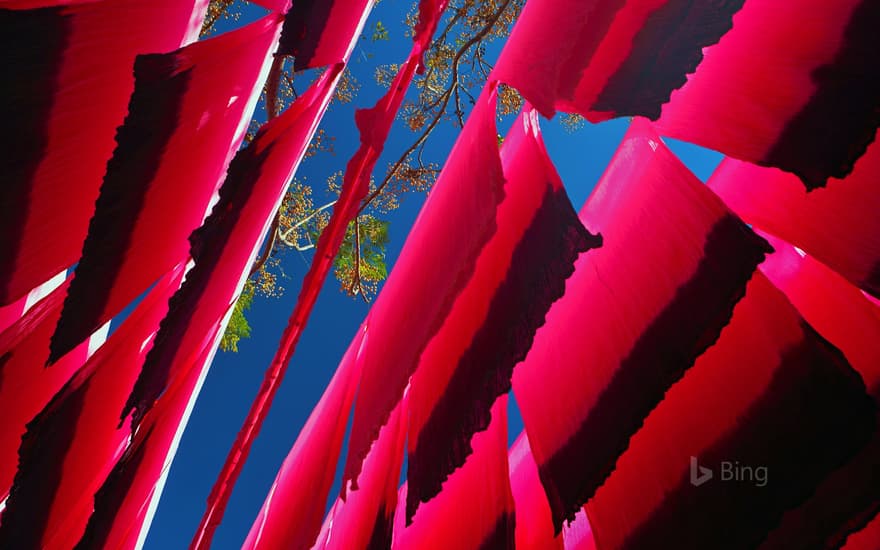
xmin=144 ymin=1 xmax=721 ymax=547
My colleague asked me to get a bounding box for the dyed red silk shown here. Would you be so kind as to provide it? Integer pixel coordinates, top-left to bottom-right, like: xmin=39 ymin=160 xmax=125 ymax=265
xmin=842 ymin=514 xmax=880 ymax=550
xmin=757 ymin=235 xmax=880 ymax=550
xmin=656 ymin=0 xmax=879 ymax=188
xmin=583 ymin=273 xmax=876 ymax=549
xmin=509 ymin=433 xmax=563 ymax=550
xmin=242 ymin=327 xmax=365 ymax=550
xmin=47 ymin=13 xmax=282 ymax=364
xmin=0 ymin=277 xmax=105 ymax=501
xmin=492 ymin=0 xmax=746 ymax=121
xmin=0 ymin=271 xmax=65 ymax=334
xmin=310 ymin=397 xmax=407 ymax=550
xmin=0 ymin=0 xmax=206 ymax=306
xmin=562 ymin=511 xmax=598 ymax=550
xmin=0 ymin=265 xmax=184 ymax=549
xmin=393 ymin=397 xmax=515 ymax=550
xmin=275 ymin=0 xmax=373 ymax=69
xmin=124 ymin=66 xmax=341 ymax=431
xmin=340 ymin=88 xmax=504 ymax=495
xmin=405 ymin=108 xmax=599 ymax=522
xmin=76 ymin=330 xmax=221 ymax=550
xmin=707 ymin=147 xmax=880 ymax=298
xmin=512 ymin=119 xmax=770 ymax=530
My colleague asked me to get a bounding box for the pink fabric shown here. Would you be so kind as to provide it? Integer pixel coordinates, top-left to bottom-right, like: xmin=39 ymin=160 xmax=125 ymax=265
xmin=509 ymin=433 xmax=563 ymax=550
xmin=0 ymin=277 xmax=101 ymax=501
xmin=310 ymin=396 xmax=407 ymax=550
xmin=48 ymin=13 xmax=282 ymax=364
xmin=276 ymin=0 xmax=373 ymax=68
xmin=757 ymin=234 xmax=880 ymax=550
xmin=562 ymin=510 xmax=597 ymax=550
xmin=76 ymin=328 xmax=221 ymax=550
xmin=492 ymin=0 xmax=746 ymax=121
xmin=707 ymin=148 xmax=880 ymax=298
xmin=242 ymin=327 xmax=365 ymax=550
xmin=0 ymin=265 xmax=184 ymax=549
xmin=0 ymin=271 xmax=65 ymax=333
xmin=405 ymin=107 xmax=598 ymax=521
xmin=393 ymin=396 xmax=515 ymax=550
xmin=656 ymin=0 xmax=879 ymax=188
xmin=512 ymin=118 xmax=769 ymax=529
xmin=584 ymin=273 xmax=876 ymax=549
xmin=342 ymin=88 xmax=505 ymax=494
xmin=0 ymin=0 xmax=207 ymax=306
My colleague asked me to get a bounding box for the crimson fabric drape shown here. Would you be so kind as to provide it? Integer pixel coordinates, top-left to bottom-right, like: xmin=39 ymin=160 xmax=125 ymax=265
xmin=47 ymin=13 xmax=282 ymax=364
xmin=0 ymin=277 xmax=105 ymax=501
xmin=655 ymin=0 xmax=879 ymax=188
xmin=757 ymin=234 xmax=880 ymax=550
xmin=0 ymin=271 xmax=65 ymax=334
xmin=123 ymin=66 xmax=341 ymax=431
xmin=562 ymin=511 xmax=597 ymax=550
xmin=75 ymin=332 xmax=220 ymax=550
xmin=509 ymin=433 xmax=563 ymax=550
xmin=842 ymin=514 xmax=880 ymax=550
xmin=310 ymin=397 xmax=407 ymax=550
xmin=0 ymin=265 xmax=184 ymax=549
xmin=393 ymin=396 xmax=515 ymax=550
xmin=707 ymin=145 xmax=880 ymax=298
xmin=275 ymin=0 xmax=372 ymax=69
xmin=242 ymin=327 xmax=365 ymax=550
xmin=492 ymin=0 xmax=746 ymax=122
xmin=405 ymin=108 xmax=599 ymax=522
xmin=583 ymin=273 xmax=875 ymax=549
xmin=512 ymin=119 xmax=770 ymax=530
xmin=0 ymin=0 xmax=206 ymax=306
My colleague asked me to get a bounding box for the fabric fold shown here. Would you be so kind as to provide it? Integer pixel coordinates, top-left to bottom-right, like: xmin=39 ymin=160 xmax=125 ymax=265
xmin=584 ymin=273 xmax=876 ymax=549
xmin=48 ymin=13 xmax=282 ymax=364
xmin=0 ymin=0 xmax=206 ymax=306
xmin=512 ymin=119 xmax=771 ymax=530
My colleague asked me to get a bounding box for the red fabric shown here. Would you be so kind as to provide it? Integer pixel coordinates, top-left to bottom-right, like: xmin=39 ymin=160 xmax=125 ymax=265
xmin=125 ymin=65 xmax=341 ymax=430
xmin=0 ymin=277 xmax=103 ymax=501
xmin=0 ymin=271 xmax=65 ymax=333
xmin=656 ymin=0 xmax=879 ymax=188
xmin=0 ymin=265 xmax=184 ymax=549
xmin=757 ymin=234 xmax=880 ymax=550
xmin=48 ymin=13 xmax=282 ymax=364
xmin=393 ymin=396 xmax=515 ymax=550
xmin=310 ymin=396 xmax=407 ymax=550
xmin=242 ymin=326 xmax=365 ymax=550
xmin=511 ymin=119 xmax=770 ymax=530
xmin=491 ymin=0 xmax=746 ymax=121
xmin=707 ymin=148 xmax=880 ymax=298
xmin=509 ymin=433 xmax=563 ymax=550
xmin=584 ymin=273 xmax=876 ymax=549
xmin=76 ymin=328 xmax=221 ymax=550
xmin=405 ymin=108 xmax=598 ymax=521
xmin=562 ymin=511 xmax=597 ymax=550
xmin=0 ymin=0 xmax=206 ymax=306
xmin=842 ymin=513 xmax=880 ymax=550
xmin=342 ymin=88 xmax=505 ymax=495
xmin=194 ymin=2 xmax=448 ymax=542
xmin=277 ymin=0 xmax=373 ymax=69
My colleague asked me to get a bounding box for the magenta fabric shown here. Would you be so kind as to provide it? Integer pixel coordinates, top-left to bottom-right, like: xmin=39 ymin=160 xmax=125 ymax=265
xmin=276 ymin=0 xmax=373 ymax=69
xmin=405 ymin=108 xmax=598 ymax=522
xmin=393 ymin=396 xmax=515 ymax=550
xmin=0 ymin=277 xmax=102 ymax=501
xmin=583 ymin=273 xmax=875 ymax=549
xmin=562 ymin=510 xmax=598 ymax=550
xmin=76 ymin=330 xmax=220 ymax=550
xmin=242 ymin=327 xmax=366 ymax=550
xmin=0 ymin=0 xmax=206 ymax=306
xmin=707 ymin=146 xmax=880 ymax=298
xmin=512 ymin=119 xmax=769 ymax=529
xmin=509 ymin=433 xmax=563 ymax=550
xmin=310 ymin=396 xmax=407 ymax=550
xmin=656 ymin=0 xmax=879 ymax=188
xmin=492 ymin=0 xmax=746 ymax=121
xmin=757 ymin=234 xmax=880 ymax=550
xmin=0 ymin=271 xmax=65 ymax=333
xmin=0 ymin=265 xmax=184 ymax=549
xmin=47 ymin=13 xmax=282 ymax=364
